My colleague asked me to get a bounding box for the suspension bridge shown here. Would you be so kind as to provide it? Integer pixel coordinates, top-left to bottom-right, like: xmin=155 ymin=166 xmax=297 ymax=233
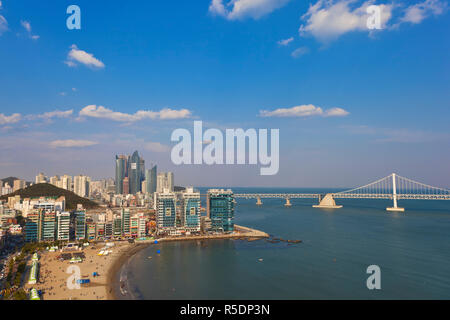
xmin=233 ymin=173 xmax=450 ymax=212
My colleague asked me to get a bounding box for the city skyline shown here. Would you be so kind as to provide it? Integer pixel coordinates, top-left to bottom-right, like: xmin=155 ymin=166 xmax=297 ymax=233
xmin=0 ymin=0 xmax=449 ymax=188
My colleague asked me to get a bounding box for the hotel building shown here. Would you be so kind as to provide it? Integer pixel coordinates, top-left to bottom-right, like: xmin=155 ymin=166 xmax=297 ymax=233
xmin=181 ymin=187 xmax=201 ymax=233
xmin=56 ymin=211 xmax=70 ymax=241
xmin=207 ymin=189 xmax=235 ymax=233
xmin=156 ymin=189 xmax=177 ymax=235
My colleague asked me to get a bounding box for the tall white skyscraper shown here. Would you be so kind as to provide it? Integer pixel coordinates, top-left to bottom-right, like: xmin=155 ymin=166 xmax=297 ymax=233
xmin=74 ymin=175 xmax=91 ymax=198
xmin=157 ymin=172 xmax=174 ymax=193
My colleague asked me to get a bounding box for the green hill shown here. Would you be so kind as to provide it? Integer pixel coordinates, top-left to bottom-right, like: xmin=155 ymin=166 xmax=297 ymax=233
xmin=0 ymin=183 xmax=99 ymax=211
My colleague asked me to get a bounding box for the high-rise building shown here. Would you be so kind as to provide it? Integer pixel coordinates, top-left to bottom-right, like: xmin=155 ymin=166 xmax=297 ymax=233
xmin=113 ymin=215 xmax=122 ymax=239
xmin=207 ymin=189 xmax=235 ymax=233
xmin=128 ymin=151 xmax=143 ymax=195
xmin=56 ymin=212 xmax=70 ymax=241
xmin=157 ymin=172 xmax=174 ymax=193
xmin=121 ymin=208 xmax=131 ymax=238
xmin=74 ymin=175 xmax=90 ymax=198
xmin=49 ymin=176 xmax=60 ymax=187
xmin=74 ymin=210 xmax=86 ymax=240
xmin=145 ymin=165 xmax=157 ymax=195
xmin=60 ymin=175 xmax=73 ymax=191
xmin=35 ymin=173 xmax=47 ymax=184
xmin=181 ymin=187 xmax=201 ymax=233
xmin=13 ymin=179 xmax=26 ymax=192
xmin=115 ymin=155 xmax=128 ymax=194
xmin=24 ymin=212 xmax=40 ymax=242
xmin=40 ymin=211 xmax=56 ymax=242
xmin=156 ymin=189 xmax=177 ymax=235
xmin=122 ymin=177 xmax=130 ymax=195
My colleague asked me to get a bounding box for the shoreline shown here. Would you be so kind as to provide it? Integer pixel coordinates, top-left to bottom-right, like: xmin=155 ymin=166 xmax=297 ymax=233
xmin=107 ymin=225 xmax=269 ymax=300
xmin=105 ymin=243 xmax=148 ymax=300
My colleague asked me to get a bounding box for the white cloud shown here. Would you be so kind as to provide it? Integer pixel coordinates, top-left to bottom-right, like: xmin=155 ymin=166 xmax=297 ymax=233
xmin=291 ymin=46 xmax=309 ymax=58
xmin=144 ymin=142 xmax=171 ymax=153
xmin=299 ymin=0 xmax=393 ymax=42
xmin=37 ymin=109 xmax=73 ymax=120
xmin=20 ymin=20 xmax=39 ymax=40
xmin=50 ymin=139 xmax=98 ymax=148
xmin=0 ymin=113 xmax=21 ymax=125
xmin=209 ymin=0 xmax=290 ymax=20
xmin=400 ymin=0 xmax=447 ymax=24
xmin=20 ymin=20 xmax=31 ymax=32
xmin=324 ymin=107 xmax=350 ymax=117
xmin=78 ymin=105 xmax=192 ymax=122
xmin=277 ymin=37 xmax=294 ymax=46
xmin=260 ymin=104 xmax=349 ymax=118
xmin=65 ymin=44 xmax=105 ymax=69
xmin=0 ymin=15 xmax=7 ymax=35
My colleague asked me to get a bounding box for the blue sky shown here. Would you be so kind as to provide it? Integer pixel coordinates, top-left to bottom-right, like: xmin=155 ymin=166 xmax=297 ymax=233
xmin=0 ymin=0 xmax=449 ymax=188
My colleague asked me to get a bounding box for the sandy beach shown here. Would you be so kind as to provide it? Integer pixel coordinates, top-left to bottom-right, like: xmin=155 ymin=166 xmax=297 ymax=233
xmin=24 ymin=242 xmax=133 ymax=300
xmin=22 ymin=225 xmax=269 ymax=300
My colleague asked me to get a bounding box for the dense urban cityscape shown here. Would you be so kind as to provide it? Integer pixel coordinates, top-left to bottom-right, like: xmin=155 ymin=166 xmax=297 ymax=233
xmin=0 ymin=150 xmax=246 ymax=300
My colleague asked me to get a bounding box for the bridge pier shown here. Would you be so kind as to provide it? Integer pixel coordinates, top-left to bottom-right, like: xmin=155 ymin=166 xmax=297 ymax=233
xmin=284 ymin=197 xmax=292 ymax=207
xmin=256 ymin=196 xmax=263 ymax=206
xmin=386 ymin=173 xmax=405 ymax=212
xmin=313 ymin=194 xmax=343 ymax=209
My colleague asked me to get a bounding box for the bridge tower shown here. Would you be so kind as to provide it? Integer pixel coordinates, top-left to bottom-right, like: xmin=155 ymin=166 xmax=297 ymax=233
xmin=256 ymin=196 xmax=263 ymax=206
xmin=284 ymin=197 xmax=292 ymax=207
xmin=387 ymin=173 xmax=405 ymax=212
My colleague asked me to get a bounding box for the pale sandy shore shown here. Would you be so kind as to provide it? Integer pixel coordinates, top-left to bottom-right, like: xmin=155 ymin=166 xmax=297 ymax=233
xmin=26 ymin=225 xmax=268 ymax=300
xmin=24 ymin=242 xmax=132 ymax=300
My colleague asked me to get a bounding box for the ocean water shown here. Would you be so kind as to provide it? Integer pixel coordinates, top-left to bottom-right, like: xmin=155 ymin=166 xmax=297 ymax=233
xmin=117 ymin=188 xmax=450 ymax=300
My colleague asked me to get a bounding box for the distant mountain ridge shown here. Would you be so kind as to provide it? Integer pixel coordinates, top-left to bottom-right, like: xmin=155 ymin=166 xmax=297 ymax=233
xmin=0 ymin=183 xmax=99 ymax=211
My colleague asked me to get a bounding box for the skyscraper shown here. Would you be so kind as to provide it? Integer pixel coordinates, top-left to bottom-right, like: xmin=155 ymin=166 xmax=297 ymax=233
xmin=207 ymin=189 xmax=235 ymax=233
xmin=156 ymin=189 xmax=177 ymax=235
xmin=128 ymin=151 xmax=143 ymax=195
xmin=182 ymin=187 xmax=201 ymax=233
xmin=157 ymin=172 xmax=174 ymax=193
xmin=115 ymin=155 xmax=128 ymax=194
xmin=74 ymin=175 xmax=90 ymax=198
xmin=145 ymin=164 xmax=157 ymax=195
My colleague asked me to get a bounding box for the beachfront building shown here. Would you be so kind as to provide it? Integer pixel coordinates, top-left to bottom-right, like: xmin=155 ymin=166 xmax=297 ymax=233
xmin=181 ymin=187 xmax=201 ymax=233
xmin=86 ymin=222 xmax=96 ymax=241
xmin=130 ymin=214 xmax=139 ymax=238
xmin=96 ymin=222 xmax=105 ymax=240
xmin=156 ymin=189 xmax=177 ymax=235
xmin=207 ymin=189 xmax=235 ymax=233
xmin=113 ymin=215 xmax=122 ymax=239
xmin=74 ymin=210 xmax=86 ymax=241
xmin=105 ymin=222 xmax=113 ymax=239
xmin=56 ymin=212 xmax=70 ymax=241
xmin=40 ymin=211 xmax=56 ymax=242
xmin=121 ymin=208 xmax=131 ymax=238
xmin=138 ymin=214 xmax=147 ymax=238
xmin=24 ymin=211 xmax=40 ymax=242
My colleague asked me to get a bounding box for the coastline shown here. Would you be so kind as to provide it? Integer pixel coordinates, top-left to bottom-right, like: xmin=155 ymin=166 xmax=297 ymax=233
xmin=105 ymin=243 xmax=149 ymax=300
xmin=106 ymin=224 xmax=269 ymax=300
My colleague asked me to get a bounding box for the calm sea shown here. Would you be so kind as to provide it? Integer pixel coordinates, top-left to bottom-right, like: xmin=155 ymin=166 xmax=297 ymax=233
xmin=116 ymin=187 xmax=450 ymax=300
